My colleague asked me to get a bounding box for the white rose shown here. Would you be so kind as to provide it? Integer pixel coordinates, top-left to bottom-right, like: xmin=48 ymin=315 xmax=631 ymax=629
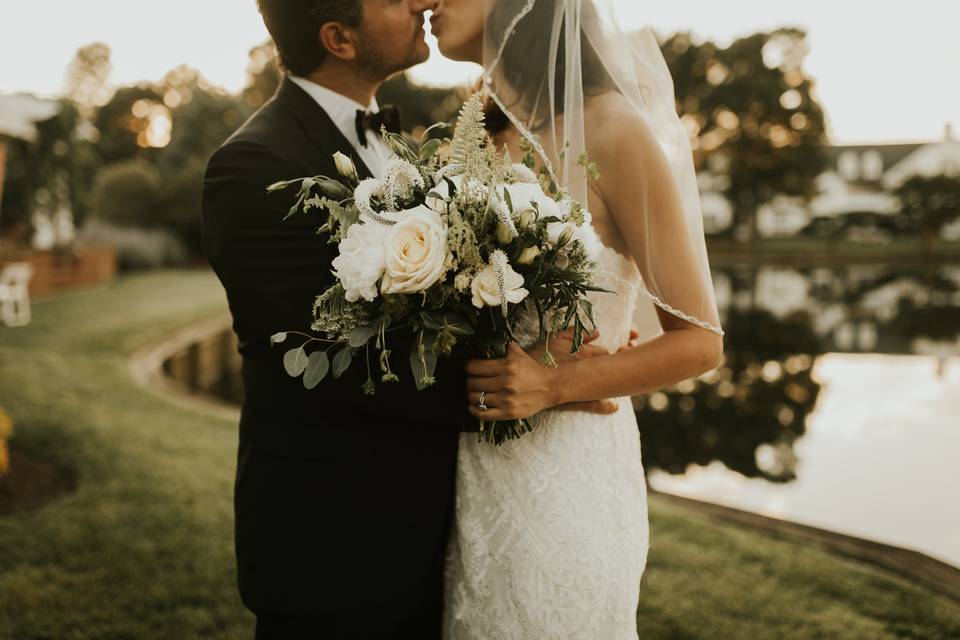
xmin=380 ymin=205 xmax=449 ymax=295
xmin=500 ymin=182 xmax=562 ymax=220
xmin=471 ymin=259 xmax=529 ymax=309
xmin=332 ymin=220 xmax=390 ymax=302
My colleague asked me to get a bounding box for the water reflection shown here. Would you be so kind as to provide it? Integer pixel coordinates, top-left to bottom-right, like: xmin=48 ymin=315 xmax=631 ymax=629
xmin=643 ymin=262 xmax=960 ymax=566
xmin=637 ymin=307 xmax=820 ymax=483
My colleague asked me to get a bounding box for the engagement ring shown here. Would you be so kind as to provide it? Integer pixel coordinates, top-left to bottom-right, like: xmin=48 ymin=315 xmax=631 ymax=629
xmin=477 ymin=391 xmax=488 ymax=411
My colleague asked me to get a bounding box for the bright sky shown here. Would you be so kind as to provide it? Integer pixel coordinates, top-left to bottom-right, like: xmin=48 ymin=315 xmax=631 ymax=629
xmin=1 ymin=1 xmax=957 ymax=144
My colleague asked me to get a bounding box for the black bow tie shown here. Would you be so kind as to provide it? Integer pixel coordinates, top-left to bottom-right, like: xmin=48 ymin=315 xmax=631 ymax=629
xmin=355 ymin=105 xmax=402 ymax=147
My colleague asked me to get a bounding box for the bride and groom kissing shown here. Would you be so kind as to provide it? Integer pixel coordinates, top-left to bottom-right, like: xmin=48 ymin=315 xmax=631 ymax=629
xmin=202 ymin=0 xmax=724 ymax=638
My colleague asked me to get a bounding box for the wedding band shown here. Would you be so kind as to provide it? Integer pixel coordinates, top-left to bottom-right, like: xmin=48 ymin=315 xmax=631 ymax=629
xmin=477 ymin=391 xmax=488 ymax=411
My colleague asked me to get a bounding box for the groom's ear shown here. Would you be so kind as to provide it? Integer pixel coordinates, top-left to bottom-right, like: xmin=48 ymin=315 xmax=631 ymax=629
xmin=318 ymin=22 xmax=360 ymax=62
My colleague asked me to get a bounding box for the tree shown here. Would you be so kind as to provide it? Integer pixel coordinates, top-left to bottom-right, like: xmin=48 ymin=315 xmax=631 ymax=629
xmin=151 ymin=66 xmax=247 ymax=254
xmin=243 ymin=41 xmax=282 ymax=111
xmin=661 ymin=29 xmax=828 ymax=241
xmin=63 ymin=43 xmax=113 ymax=120
xmin=895 ymin=174 xmax=960 ymax=243
xmin=156 ymin=66 xmax=247 ymax=173
xmin=93 ymin=85 xmax=166 ymax=165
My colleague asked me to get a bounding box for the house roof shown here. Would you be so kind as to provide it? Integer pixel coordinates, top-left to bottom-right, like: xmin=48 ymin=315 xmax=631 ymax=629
xmin=0 ymin=94 xmax=61 ymax=142
xmin=824 ymin=143 xmax=924 ymax=173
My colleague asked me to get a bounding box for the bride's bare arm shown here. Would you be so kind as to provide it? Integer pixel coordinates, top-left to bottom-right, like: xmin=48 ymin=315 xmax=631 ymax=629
xmin=465 ymin=105 xmax=723 ymax=420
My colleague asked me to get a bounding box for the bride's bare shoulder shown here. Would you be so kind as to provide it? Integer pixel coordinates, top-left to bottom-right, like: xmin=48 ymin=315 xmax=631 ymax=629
xmin=584 ymin=91 xmax=661 ymax=167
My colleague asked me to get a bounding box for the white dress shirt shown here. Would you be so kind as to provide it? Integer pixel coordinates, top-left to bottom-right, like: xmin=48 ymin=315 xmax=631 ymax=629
xmin=289 ymin=75 xmax=392 ymax=178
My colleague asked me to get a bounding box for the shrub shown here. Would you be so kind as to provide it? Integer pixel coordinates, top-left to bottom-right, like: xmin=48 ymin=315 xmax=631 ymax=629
xmin=78 ymin=219 xmax=188 ymax=271
xmin=90 ymin=160 xmax=163 ymax=228
xmin=157 ymin=157 xmax=206 ymax=256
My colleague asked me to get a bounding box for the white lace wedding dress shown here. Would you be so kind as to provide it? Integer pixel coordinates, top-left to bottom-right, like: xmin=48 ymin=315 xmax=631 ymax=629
xmin=443 ymin=243 xmax=650 ymax=640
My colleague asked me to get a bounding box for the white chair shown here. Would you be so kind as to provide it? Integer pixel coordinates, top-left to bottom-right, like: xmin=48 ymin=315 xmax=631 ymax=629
xmin=0 ymin=262 xmax=34 ymax=327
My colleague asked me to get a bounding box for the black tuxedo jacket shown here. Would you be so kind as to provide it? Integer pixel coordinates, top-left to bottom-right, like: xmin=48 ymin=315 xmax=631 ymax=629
xmin=202 ymin=77 xmax=468 ymax=617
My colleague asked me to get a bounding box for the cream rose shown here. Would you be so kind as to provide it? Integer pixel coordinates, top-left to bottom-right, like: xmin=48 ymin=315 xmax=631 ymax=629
xmin=471 ymin=257 xmax=529 ymax=309
xmin=380 ymin=205 xmax=449 ymax=295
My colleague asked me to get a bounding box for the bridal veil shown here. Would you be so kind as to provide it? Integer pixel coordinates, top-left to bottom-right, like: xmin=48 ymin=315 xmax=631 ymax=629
xmin=481 ymin=0 xmax=724 ymax=337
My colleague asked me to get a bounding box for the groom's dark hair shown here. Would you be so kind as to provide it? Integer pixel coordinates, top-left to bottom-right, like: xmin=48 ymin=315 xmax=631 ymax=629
xmin=256 ymin=0 xmax=364 ymax=76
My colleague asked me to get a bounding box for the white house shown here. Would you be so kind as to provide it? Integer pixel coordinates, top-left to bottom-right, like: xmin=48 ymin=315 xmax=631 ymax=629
xmin=701 ymin=124 xmax=960 ymax=237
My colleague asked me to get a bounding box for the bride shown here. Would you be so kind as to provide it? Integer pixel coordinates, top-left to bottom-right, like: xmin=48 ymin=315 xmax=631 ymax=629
xmin=431 ymin=0 xmax=725 ymax=638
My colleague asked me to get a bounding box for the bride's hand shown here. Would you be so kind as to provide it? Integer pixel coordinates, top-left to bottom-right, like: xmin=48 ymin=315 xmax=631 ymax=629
xmin=526 ymin=329 xmax=619 ymax=416
xmin=465 ymin=337 xmax=616 ymax=420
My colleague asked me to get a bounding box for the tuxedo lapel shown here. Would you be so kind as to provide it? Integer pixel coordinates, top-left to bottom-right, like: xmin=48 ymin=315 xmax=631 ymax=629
xmin=272 ymin=76 xmax=375 ymax=180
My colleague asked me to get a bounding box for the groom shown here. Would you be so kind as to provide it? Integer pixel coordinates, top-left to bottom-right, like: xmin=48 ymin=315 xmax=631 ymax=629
xmin=202 ymin=1 xmax=461 ymax=638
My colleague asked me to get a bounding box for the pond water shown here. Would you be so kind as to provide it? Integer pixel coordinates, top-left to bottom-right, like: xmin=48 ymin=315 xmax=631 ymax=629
xmin=645 ymin=262 xmax=960 ymax=568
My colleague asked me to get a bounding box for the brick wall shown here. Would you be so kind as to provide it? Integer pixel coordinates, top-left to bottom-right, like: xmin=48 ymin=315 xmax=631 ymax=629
xmin=0 ymin=246 xmax=117 ymax=298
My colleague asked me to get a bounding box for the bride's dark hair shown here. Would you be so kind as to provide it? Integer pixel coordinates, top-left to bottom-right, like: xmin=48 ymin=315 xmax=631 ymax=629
xmin=483 ymin=0 xmax=617 ymax=134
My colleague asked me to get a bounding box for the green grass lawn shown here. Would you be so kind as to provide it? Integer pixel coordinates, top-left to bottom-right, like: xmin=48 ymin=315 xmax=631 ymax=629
xmin=1 ymin=270 xmax=958 ymax=639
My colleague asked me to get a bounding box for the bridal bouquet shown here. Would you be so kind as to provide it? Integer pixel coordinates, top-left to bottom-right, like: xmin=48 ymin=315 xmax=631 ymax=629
xmin=268 ymin=92 xmax=603 ymax=443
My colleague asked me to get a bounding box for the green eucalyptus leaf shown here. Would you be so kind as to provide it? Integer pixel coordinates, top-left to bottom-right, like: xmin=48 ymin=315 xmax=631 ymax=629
xmin=270 ymin=332 xmax=288 ymax=345
xmin=409 ymin=331 xmax=439 ymax=391
xmin=348 ymin=325 xmax=379 ymax=348
xmin=303 ymin=351 xmax=330 ymax=390
xmin=283 ymin=347 xmax=309 ymax=377
xmin=409 ymin=340 xmax=424 ymax=383
xmin=424 ymin=348 xmax=438 ymax=377
xmin=332 ymin=347 xmax=354 ymax=379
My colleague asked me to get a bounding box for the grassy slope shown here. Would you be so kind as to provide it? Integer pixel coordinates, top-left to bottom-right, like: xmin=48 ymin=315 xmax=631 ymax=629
xmin=0 ymin=270 xmax=957 ymax=639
